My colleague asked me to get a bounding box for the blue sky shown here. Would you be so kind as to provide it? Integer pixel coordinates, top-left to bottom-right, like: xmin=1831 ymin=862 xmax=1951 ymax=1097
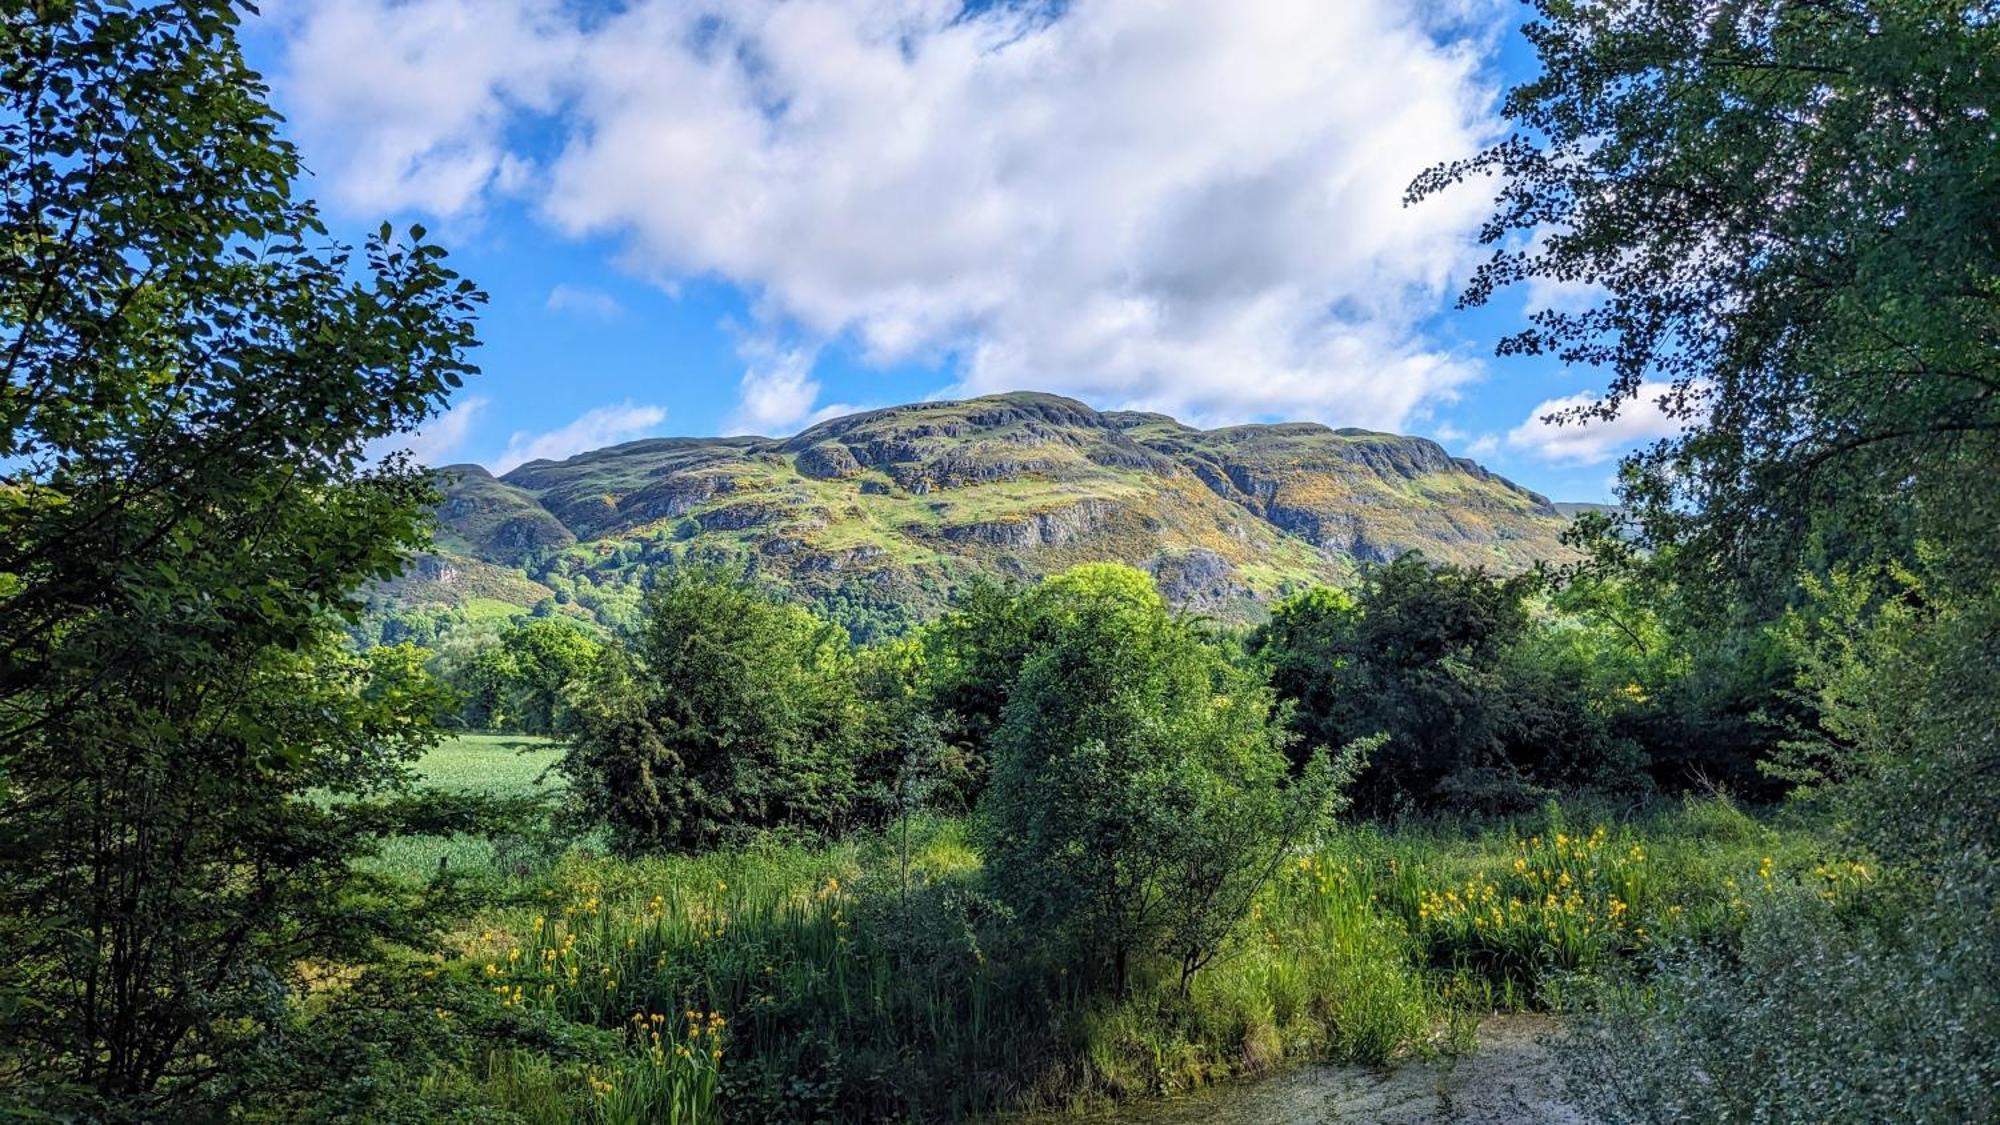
xmin=245 ymin=1 xmax=1682 ymax=502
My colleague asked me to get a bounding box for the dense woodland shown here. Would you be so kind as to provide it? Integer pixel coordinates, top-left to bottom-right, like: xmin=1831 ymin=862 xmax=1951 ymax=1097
xmin=1 ymin=1 xmax=1995 ymax=1121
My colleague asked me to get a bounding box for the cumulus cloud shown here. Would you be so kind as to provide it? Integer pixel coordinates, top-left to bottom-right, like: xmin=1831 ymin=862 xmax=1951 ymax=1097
xmin=495 ymin=401 xmax=668 ymax=472
xmin=546 ymin=283 xmax=625 ymax=319
xmin=726 ymin=347 xmax=822 ymax=434
xmin=273 ymin=0 xmax=1510 ymax=431
xmin=365 ymin=394 xmax=489 ymax=466
xmin=1506 ymin=382 xmax=1700 ymax=465
xmin=274 ymin=0 xmax=575 ymax=215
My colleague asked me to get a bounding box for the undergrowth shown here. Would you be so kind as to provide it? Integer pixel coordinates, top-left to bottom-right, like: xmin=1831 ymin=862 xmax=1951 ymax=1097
xmin=398 ymin=796 xmax=1852 ymax=1122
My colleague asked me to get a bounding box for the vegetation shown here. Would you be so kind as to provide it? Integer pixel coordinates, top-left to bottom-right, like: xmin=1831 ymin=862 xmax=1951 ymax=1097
xmin=2 ymin=0 xmax=1991 ymax=1120
xmin=1412 ymin=0 xmax=2000 ymax=1118
xmin=559 ymin=567 xmax=870 ymax=854
xmin=980 ymin=565 xmax=1355 ymax=997
xmin=369 ymin=768 xmax=1846 ymax=1121
xmin=438 ymin=618 xmax=605 ymax=735
xmin=0 ymin=2 xmax=507 ymax=1116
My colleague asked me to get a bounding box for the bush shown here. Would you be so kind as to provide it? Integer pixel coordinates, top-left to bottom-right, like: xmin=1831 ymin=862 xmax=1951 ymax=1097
xmin=980 ymin=564 xmax=1353 ymax=997
xmin=559 ymin=568 xmax=867 ymax=853
xmin=1256 ymin=556 xmax=1651 ymax=814
xmin=1559 ymin=863 xmax=1999 ymax=1124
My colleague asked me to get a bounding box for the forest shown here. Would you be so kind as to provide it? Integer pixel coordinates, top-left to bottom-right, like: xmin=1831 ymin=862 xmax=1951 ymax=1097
xmin=1 ymin=1 xmax=1994 ymax=1122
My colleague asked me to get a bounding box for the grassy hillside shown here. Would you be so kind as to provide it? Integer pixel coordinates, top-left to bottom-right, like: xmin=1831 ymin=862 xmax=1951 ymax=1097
xmin=380 ymin=392 xmax=1580 ymax=637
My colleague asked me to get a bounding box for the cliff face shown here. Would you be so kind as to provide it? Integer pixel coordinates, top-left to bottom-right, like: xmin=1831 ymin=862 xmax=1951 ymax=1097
xmin=396 ymin=392 xmax=1576 ymax=635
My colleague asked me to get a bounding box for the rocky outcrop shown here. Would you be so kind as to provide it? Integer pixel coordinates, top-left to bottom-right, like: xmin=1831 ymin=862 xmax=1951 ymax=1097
xmin=795 ymin=442 xmax=863 ymax=480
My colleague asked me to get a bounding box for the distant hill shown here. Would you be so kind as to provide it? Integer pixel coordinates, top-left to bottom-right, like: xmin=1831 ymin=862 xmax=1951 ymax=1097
xmin=373 ymin=392 xmax=1587 ymax=638
xmin=1553 ymin=501 xmax=1621 ymax=519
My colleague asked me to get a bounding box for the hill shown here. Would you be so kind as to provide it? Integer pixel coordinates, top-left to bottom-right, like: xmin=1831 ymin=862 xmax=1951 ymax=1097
xmin=375 ymin=392 xmax=1580 ymax=638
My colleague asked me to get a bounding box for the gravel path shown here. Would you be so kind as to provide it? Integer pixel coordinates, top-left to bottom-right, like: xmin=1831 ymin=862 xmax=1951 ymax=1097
xmin=1064 ymin=1016 xmax=1587 ymax=1125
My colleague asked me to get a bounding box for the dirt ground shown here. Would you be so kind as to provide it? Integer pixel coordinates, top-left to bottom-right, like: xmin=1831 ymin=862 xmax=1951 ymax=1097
xmin=1066 ymin=1016 xmax=1588 ymax=1125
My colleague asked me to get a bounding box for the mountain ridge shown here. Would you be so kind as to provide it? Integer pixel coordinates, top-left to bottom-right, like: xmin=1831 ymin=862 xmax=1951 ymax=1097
xmin=378 ymin=391 xmax=1580 ymax=637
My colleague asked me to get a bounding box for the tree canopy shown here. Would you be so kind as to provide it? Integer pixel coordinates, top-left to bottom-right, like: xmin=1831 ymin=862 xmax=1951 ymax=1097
xmin=1410 ymin=0 xmax=1999 ymax=608
xmin=0 ymin=2 xmax=493 ymax=1113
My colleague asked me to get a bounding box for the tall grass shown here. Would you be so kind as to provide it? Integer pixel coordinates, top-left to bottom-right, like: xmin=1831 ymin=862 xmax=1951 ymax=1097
xmin=424 ymin=797 xmax=1849 ymax=1121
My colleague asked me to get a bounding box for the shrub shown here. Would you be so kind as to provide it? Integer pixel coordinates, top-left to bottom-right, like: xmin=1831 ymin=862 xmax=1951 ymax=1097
xmin=1559 ymin=863 xmax=1999 ymax=1124
xmin=980 ymin=564 xmax=1354 ymax=996
xmin=1256 ymin=556 xmax=1652 ymax=814
xmin=559 ymin=568 xmax=866 ymax=853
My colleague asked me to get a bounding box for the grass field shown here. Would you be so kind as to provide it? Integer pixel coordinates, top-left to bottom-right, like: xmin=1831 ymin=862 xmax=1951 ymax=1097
xmin=415 ymin=732 xmax=566 ymax=795
xmin=370 ymin=733 xmax=566 ymax=880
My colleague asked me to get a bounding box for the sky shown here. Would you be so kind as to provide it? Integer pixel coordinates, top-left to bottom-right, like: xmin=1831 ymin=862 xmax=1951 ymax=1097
xmin=243 ymin=0 xmax=1686 ymax=502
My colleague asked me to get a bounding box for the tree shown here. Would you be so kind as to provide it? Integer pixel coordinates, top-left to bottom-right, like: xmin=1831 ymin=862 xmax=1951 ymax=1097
xmin=1256 ymin=556 xmax=1545 ymax=813
xmin=499 ymin=618 xmax=600 ymax=734
xmin=981 ymin=565 xmax=1351 ymax=996
xmin=0 ymin=2 xmax=492 ymax=1113
xmin=559 ymin=568 xmax=866 ymax=853
xmin=910 ymin=575 xmax=1032 ymax=801
xmin=1409 ymin=0 xmax=1999 ymax=611
xmin=1410 ymin=0 xmax=1997 ymax=837
xmin=1424 ymin=3 xmax=2000 ymax=1112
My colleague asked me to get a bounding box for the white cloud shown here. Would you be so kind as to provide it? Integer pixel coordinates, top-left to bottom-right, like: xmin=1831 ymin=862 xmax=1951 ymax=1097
xmin=1506 ymin=382 xmax=1700 ymax=465
xmin=273 ymin=0 xmax=576 ymax=216
xmin=1464 ymin=433 xmax=1500 ymax=458
xmin=494 ymin=401 xmax=668 ymax=472
xmin=726 ymin=347 xmax=822 ymax=434
xmin=274 ymin=0 xmax=1511 ymax=431
xmin=365 ymin=394 xmax=488 ymax=466
xmin=546 ymin=283 xmax=625 ymax=319
xmin=1523 ymin=273 xmax=1606 ymax=316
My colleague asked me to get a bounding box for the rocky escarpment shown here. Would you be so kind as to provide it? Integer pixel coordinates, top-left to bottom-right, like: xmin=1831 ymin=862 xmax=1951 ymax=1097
xmin=430 ymin=465 xmax=576 ymax=565
xmin=402 ymin=392 xmax=1582 ymax=635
